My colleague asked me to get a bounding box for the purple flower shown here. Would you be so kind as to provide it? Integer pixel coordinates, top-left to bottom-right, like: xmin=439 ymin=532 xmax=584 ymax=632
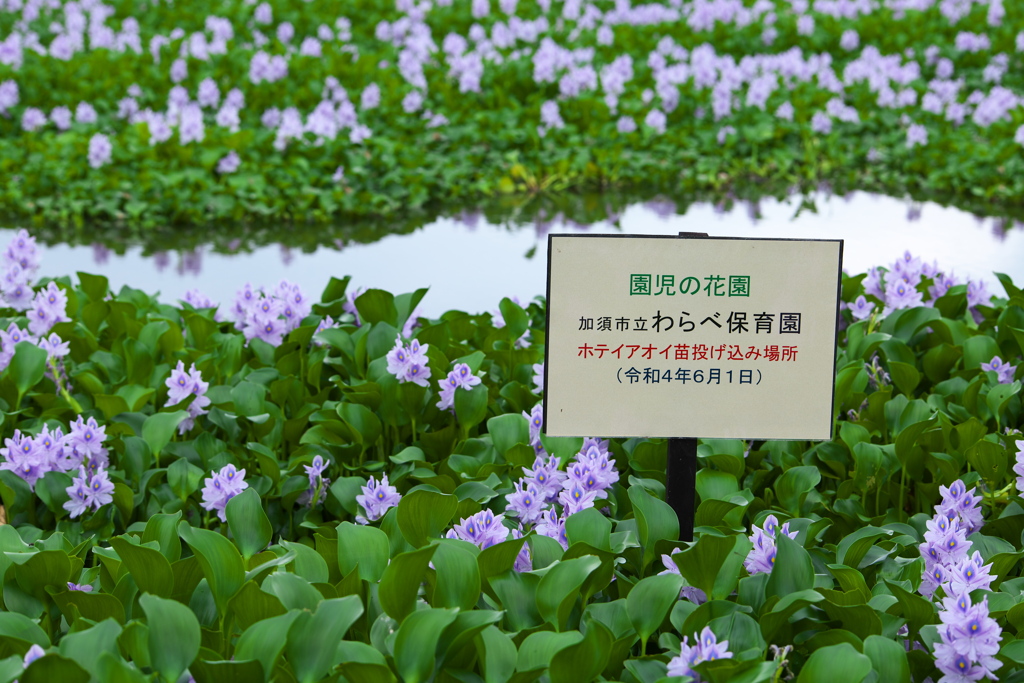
xmin=356 ymin=474 xmax=401 ymax=523
xmin=522 ymin=454 xmax=566 ymax=503
xmin=164 ymin=361 xmax=210 ymax=433
xmin=644 ymin=109 xmax=667 ymax=134
xmin=744 ymin=514 xmax=796 ymax=576
xmin=534 ymin=507 xmax=568 ymax=549
xmin=88 ymin=134 xmax=112 ymax=169
xmin=67 ymin=582 xmax=93 ymax=592
xmin=22 ymin=644 xmax=45 ymax=668
xmin=1013 ymin=440 xmax=1024 ymax=495
xmin=201 ymin=464 xmax=249 ymax=522
xmin=906 ymin=123 xmax=928 ymax=148
xmin=668 ymin=627 xmax=732 ymax=681
xmin=447 ymin=509 xmax=509 ymax=549
xmin=524 ymin=402 xmax=544 ymax=446
xmin=67 ymin=415 xmax=106 ymax=460
xmin=558 ymin=481 xmax=599 ymax=515
xmin=22 ymin=108 xmax=47 ymax=132
xmin=848 ymin=295 xmax=875 ymax=321
xmin=981 ymin=356 xmax=1017 ymax=384
xmin=967 ymin=280 xmax=992 ymax=309
xmin=810 ymin=111 xmax=832 ymax=134
xmin=299 ymin=455 xmax=330 ymax=507
xmin=505 ymin=480 xmax=546 ymax=525
xmin=933 ymin=593 xmax=1001 ymax=681
xmin=216 ymin=151 xmax=240 ymax=175
xmin=385 ymin=336 xmax=432 ymax=387
xmin=532 ymin=363 xmax=544 ymax=393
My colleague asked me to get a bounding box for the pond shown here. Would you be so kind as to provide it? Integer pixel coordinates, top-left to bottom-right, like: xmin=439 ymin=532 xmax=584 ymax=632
xmin=12 ymin=190 xmax=1024 ymax=316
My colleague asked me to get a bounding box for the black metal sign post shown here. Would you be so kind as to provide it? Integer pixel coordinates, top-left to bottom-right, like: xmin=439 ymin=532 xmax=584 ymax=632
xmin=668 ymin=232 xmax=707 ymax=543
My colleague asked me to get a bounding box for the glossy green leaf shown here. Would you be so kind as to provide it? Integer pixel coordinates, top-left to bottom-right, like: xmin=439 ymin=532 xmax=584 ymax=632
xmin=766 ymin=534 xmax=814 ymax=599
xmin=429 ymin=541 xmax=481 ymax=610
xmin=9 ymin=341 xmax=47 ymax=402
xmin=626 ymin=573 xmax=683 ymax=652
xmin=21 ymin=654 xmax=89 ymax=683
xmin=628 ymin=484 xmax=679 ymax=572
xmin=225 ymin=489 xmax=272 ymax=561
xmin=140 ymin=593 xmax=201 ymax=683
xmin=536 ymin=554 xmax=601 ymax=631
xmin=796 ymin=643 xmax=871 ymax=683
xmin=178 ymin=524 xmax=245 ymax=617
xmin=392 ymin=607 xmax=459 ymax=683
xmin=337 ymin=521 xmax=390 ymax=582
xmin=379 ymin=544 xmax=438 ymax=622
xmin=285 ymin=596 xmax=364 ymax=683
xmin=396 ymin=489 xmax=458 ymax=548
xmin=863 ymin=635 xmax=910 ymax=683
xmin=141 ymin=411 xmax=189 ymax=459
xmin=110 ymin=537 xmax=174 ymax=598
xmin=234 ymin=612 xmax=303 ymax=682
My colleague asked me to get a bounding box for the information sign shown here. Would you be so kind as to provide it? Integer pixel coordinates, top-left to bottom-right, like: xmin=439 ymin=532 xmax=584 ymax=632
xmin=544 ymin=235 xmax=843 ymax=440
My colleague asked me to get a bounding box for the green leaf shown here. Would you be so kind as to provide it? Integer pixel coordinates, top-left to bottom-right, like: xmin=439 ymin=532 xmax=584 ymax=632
xmin=58 ymin=618 xmax=122 ymax=679
xmin=837 ymin=527 xmax=893 ymax=569
xmin=178 ymin=524 xmax=245 ymax=617
xmin=888 ymin=361 xmax=921 ymax=396
xmin=140 ymin=594 xmax=201 ymax=683
xmin=141 ymin=411 xmax=189 ymax=459
xmin=626 ymin=574 xmax=683 ymax=652
xmin=863 ymin=635 xmax=910 ymax=683
xmin=498 ymin=297 xmax=529 ymax=344
xmin=628 ymin=485 xmax=679 ymax=572
xmin=962 ymin=336 xmax=1001 ymax=373
xmin=565 ymin=507 xmax=612 ymax=551
xmin=671 ymin=533 xmax=742 ymax=600
xmin=225 ymin=489 xmax=272 ymax=561
xmin=379 ymin=544 xmax=438 ymax=622
xmin=455 ymin=383 xmax=489 ymax=428
xmin=966 ymin=439 xmax=1007 ymax=485
xmin=536 ymin=555 xmax=601 ymax=631
xmin=774 ymin=466 xmax=821 ymax=516
xmin=285 ymin=596 xmax=364 ymax=683
xmin=486 ymin=413 xmax=530 ymax=455
xmin=234 ymin=612 xmax=303 ymax=682
xmin=338 ymin=402 xmax=383 ymax=448
xmin=429 ymin=541 xmax=481 ymax=611
xmin=766 ymin=534 xmax=814 ymax=598
xmin=337 ymin=522 xmax=390 ymax=582
xmin=475 ymin=625 xmax=518 ymax=683
xmin=110 ymin=537 xmax=174 ymax=599
xmin=9 ymin=341 xmax=47 ymax=402
xmin=355 ymin=289 xmax=398 ymax=326
xmin=549 ymin=618 xmax=613 ymax=683
xmin=189 ymin=659 xmax=265 ymax=683
xmin=796 ymin=643 xmax=871 ymax=683
xmin=392 ymin=608 xmax=459 ymax=683
xmin=21 ymin=654 xmax=90 ymax=683
xmin=78 ymin=272 xmax=109 ymax=301
xmin=396 ymin=490 xmax=458 ymax=548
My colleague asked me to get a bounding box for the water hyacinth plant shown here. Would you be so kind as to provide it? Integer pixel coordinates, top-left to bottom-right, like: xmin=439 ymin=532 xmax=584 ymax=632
xmin=0 ymin=230 xmax=1019 ymax=682
xmin=2 ymin=0 xmax=1024 ymax=228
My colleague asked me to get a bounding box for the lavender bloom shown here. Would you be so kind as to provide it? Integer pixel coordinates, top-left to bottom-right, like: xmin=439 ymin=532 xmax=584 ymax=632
xmin=981 ymin=356 xmax=1017 ymax=384
xmin=1014 ymin=440 xmax=1024 ymax=495
xmin=22 ymin=108 xmax=47 ymax=132
xmin=948 ymin=551 xmax=994 ymax=595
xmin=200 ymin=464 xmax=249 ymax=522
xmin=849 ymin=295 xmax=875 ymax=321
xmin=63 ymin=466 xmax=110 ymax=518
xmin=775 ymin=101 xmax=795 ymax=120
xmin=50 ymin=106 xmax=72 ymax=131
xmin=744 ymin=514 xmax=796 ymax=575
xmin=933 ymin=593 xmax=1001 ymax=681
xmin=356 ymin=474 xmax=401 ymax=523
xmin=616 ymin=116 xmax=637 ymax=133
xmin=539 ymin=100 xmax=564 ymax=132
xmin=164 ymin=361 xmax=210 ymax=433
xmin=22 ymin=644 xmax=46 ymax=668
xmin=717 ymin=125 xmax=737 ymax=144
xmin=67 ymin=415 xmax=106 ymax=460
xmin=532 ymin=362 xmax=544 ymax=393
xmin=216 ymin=151 xmax=240 ymax=174
xmin=385 ymin=336 xmax=431 ymax=387
xmin=170 ymin=58 xmax=188 ymax=83
xmin=505 ymin=480 xmax=546 ymax=525
xmin=966 ymin=280 xmax=992 ymax=308
xmin=906 ymin=123 xmax=928 ymax=148
xmin=361 ymin=84 xmax=381 ymax=110
xmin=667 ymin=627 xmax=733 ymax=681
xmin=299 ymin=455 xmax=330 ymax=507
xmin=524 ymin=402 xmax=544 ymax=447
xmin=447 ymin=509 xmax=509 ymax=549
xmin=523 ymin=454 xmax=566 ymax=503
xmin=644 ymin=109 xmax=667 ymax=134
xmin=558 ymin=482 xmax=599 ymax=515
xmin=534 ymin=507 xmax=568 ymax=549
xmin=810 ymin=111 xmax=832 ymax=134
xmin=840 ymin=29 xmax=859 ymax=51
xmin=88 ymin=134 xmax=112 ymax=169
xmin=67 ymin=582 xmax=93 ymax=592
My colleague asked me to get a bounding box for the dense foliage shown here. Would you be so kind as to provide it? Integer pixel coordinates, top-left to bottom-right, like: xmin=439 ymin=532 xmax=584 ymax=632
xmin=0 ymin=229 xmax=1019 ymax=682
xmin=2 ymin=0 xmax=1024 ymax=227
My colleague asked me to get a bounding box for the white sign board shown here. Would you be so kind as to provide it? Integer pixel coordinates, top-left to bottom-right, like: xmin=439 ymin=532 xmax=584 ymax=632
xmin=544 ymin=235 xmax=843 ymax=440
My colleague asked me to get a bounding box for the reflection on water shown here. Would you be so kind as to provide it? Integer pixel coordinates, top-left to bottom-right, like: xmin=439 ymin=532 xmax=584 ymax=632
xmin=10 ymin=190 xmax=1024 ymax=316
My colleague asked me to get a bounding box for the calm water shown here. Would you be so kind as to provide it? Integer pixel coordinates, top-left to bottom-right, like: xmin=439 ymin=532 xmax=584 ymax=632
xmin=13 ymin=191 xmax=1024 ymax=316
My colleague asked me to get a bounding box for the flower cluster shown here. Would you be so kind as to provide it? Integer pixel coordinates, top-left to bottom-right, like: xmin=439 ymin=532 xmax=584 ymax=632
xmin=164 ymin=361 xmax=211 ymax=434
xmin=200 ymin=464 xmax=249 ymax=522
xmin=436 ymin=362 xmax=483 ymax=411
xmin=229 ymin=280 xmax=311 ymax=346
xmin=1 ymin=229 xmax=39 ymax=310
xmin=856 ymin=250 xmax=990 ymax=321
xmin=743 ymin=514 xmax=798 ymax=575
xmin=63 ymin=464 xmax=115 ymax=518
xmin=447 ymin=508 xmax=510 ymax=549
xmin=667 ymin=627 xmax=733 ymax=682
xmin=918 ymin=480 xmax=987 ymax=599
xmin=0 ymin=415 xmax=108 ymax=490
xmin=980 ymin=355 xmax=1017 ymax=384
xmin=1014 ymin=440 xmax=1024 ymax=495
xmin=385 ymin=335 xmax=431 ymax=387
xmin=355 ymin=474 xmax=401 ymax=523
xmin=933 ymin=591 xmax=1002 ymax=682
xmin=504 ymin=437 xmax=619 ymax=553
xmin=298 ymin=455 xmax=330 ymax=507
